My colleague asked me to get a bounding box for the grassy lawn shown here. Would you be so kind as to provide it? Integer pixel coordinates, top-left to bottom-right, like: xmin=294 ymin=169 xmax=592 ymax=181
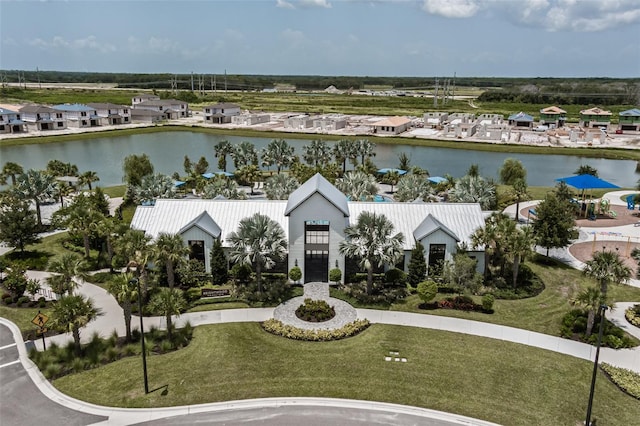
xmin=52 ymin=323 xmax=640 ymax=425
xmin=102 ymin=185 xmax=126 ymax=198
xmin=0 ymin=305 xmax=53 ymax=337
xmin=186 ymin=301 xmax=250 ymax=313
xmin=388 ymin=259 xmax=640 ymax=336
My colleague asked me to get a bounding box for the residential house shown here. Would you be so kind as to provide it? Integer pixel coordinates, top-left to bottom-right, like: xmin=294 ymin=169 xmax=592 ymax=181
xmin=130 ymin=109 xmax=165 ymax=123
xmin=132 ymin=94 xmax=160 ymax=106
xmin=133 ymin=99 xmax=189 ymax=119
xmin=203 ymin=103 xmax=241 ymax=124
xmin=130 ymin=174 xmax=486 ymax=282
xmin=618 ymin=108 xmax=640 ymax=132
xmin=508 ymin=112 xmax=534 ymax=129
xmin=313 ymin=116 xmax=347 ymax=131
xmin=371 ymin=116 xmax=412 ymax=135
xmin=0 ymin=107 xmax=26 ymax=133
xmin=231 ymin=113 xmax=271 ymax=126
xmin=19 ymin=105 xmax=67 ymax=131
xmin=579 ymin=107 xmax=612 ymax=129
xmin=539 ymin=106 xmax=567 ymax=128
xmin=423 ymin=112 xmax=449 ymax=128
xmin=87 ymin=103 xmax=131 ymax=125
xmin=51 ymin=104 xmax=99 ymax=128
xmin=284 ymin=115 xmax=316 ymax=130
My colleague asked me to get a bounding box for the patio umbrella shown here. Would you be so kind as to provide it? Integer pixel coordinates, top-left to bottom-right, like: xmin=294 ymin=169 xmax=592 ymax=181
xmin=173 ymin=180 xmax=186 ymax=188
xmin=428 ymin=176 xmax=447 ymax=184
xmin=555 ymin=174 xmax=620 ymax=218
xmin=377 ymin=168 xmax=407 ymax=175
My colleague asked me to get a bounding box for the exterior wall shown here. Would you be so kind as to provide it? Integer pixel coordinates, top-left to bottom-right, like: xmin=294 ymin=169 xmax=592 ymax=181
xmin=180 ymin=226 xmax=216 ymax=273
xmin=287 ymin=192 xmax=349 ymax=282
xmin=374 ymin=122 xmax=409 ymax=134
xmin=132 ymin=95 xmax=160 ymax=106
xmin=284 ymin=116 xmax=314 ymax=129
xmin=231 ymin=114 xmax=270 ymax=125
xmin=418 ymin=229 xmax=458 ymax=275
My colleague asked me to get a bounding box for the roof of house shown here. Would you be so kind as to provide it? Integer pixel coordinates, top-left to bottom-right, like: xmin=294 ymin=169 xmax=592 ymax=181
xmin=285 ymin=173 xmax=350 ymax=217
xmin=372 ymin=116 xmax=412 ymax=127
xmin=412 ymin=214 xmax=460 ymax=242
xmin=540 ymin=106 xmax=567 ymax=114
xmin=620 ymin=108 xmax=640 ymax=117
xmin=51 ymin=103 xmax=96 ymax=112
xmin=0 ymin=107 xmax=18 ymax=114
xmin=19 ymin=105 xmax=58 ymax=113
xmin=508 ymin=112 xmax=534 ymax=121
xmin=205 ymin=103 xmax=240 ymax=109
xmin=580 ymin=107 xmax=612 ymax=116
xmin=178 ymin=211 xmax=221 ymax=238
xmin=136 ymin=99 xmax=187 ymax=107
xmin=86 ymin=103 xmax=128 ymax=110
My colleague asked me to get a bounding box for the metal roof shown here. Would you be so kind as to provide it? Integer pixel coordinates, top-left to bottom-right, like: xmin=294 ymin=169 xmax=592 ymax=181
xmin=413 ymin=213 xmax=460 ymax=242
xmin=178 ymin=211 xmax=221 ymax=238
xmin=19 ymin=105 xmax=57 ymax=113
xmin=620 ymin=108 xmax=640 ymax=117
xmin=372 ymin=116 xmax=412 ymax=127
xmin=508 ymin=112 xmax=533 ymax=121
xmin=0 ymin=107 xmax=18 ymax=114
xmin=285 ymin=173 xmax=349 ymax=217
xmin=51 ymin=103 xmax=96 ymax=112
xmin=86 ymin=103 xmax=128 ymax=110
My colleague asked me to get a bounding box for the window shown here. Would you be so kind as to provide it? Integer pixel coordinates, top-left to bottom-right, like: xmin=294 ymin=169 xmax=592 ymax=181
xmin=305 ymin=222 xmax=329 ymax=245
xmin=428 ymin=244 xmax=446 ymax=275
xmin=56 ymin=113 xmax=62 ymax=118
xmin=188 ymin=240 xmax=205 ymax=262
xmin=81 ymin=112 xmax=87 ymax=117
xmin=57 ymin=122 xmax=64 ymax=127
xmin=124 ymin=117 xmax=129 ymax=122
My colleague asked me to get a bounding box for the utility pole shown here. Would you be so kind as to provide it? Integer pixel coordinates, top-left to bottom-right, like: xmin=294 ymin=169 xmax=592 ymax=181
xmin=37 ymin=67 xmax=41 ymax=89
xmin=214 ymin=75 xmax=217 ymax=93
xmin=224 ymin=69 xmax=227 ymax=93
xmin=434 ymin=78 xmax=438 ymax=108
xmin=191 ymin=72 xmax=194 ymax=92
xmin=452 ymin=72 xmax=456 ymax=103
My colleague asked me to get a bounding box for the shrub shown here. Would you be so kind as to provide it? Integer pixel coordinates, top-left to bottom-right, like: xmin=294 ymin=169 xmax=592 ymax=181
xmin=262 ymin=319 xmax=370 ymax=341
xmin=417 ymin=280 xmax=438 ymax=303
xmin=560 ymin=309 xmax=637 ymax=348
xmin=288 ymin=266 xmax=302 ymax=283
xmin=295 ymin=298 xmax=336 ymax=322
xmin=340 ymin=281 xmax=407 ymax=306
xmin=231 ymin=263 xmax=253 ymax=284
xmin=482 ymin=294 xmax=495 ymax=311
xmin=626 ymin=304 xmax=640 ymax=328
xmin=384 ymin=268 xmax=406 ymax=286
xmin=16 ymin=296 xmax=30 ymax=307
xmin=437 ymin=295 xmax=487 ymax=313
xmin=329 ymin=268 xmax=342 ymax=285
xmin=601 ymin=363 xmax=640 ymax=400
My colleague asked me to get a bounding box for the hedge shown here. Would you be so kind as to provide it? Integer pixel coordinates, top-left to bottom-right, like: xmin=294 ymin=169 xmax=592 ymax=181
xmin=600 ymin=363 xmax=640 ymax=400
xmin=261 ymin=319 xmax=370 ymax=341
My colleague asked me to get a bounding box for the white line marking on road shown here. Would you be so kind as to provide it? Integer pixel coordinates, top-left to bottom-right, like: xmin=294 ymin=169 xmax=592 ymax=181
xmin=0 ymin=360 xmax=20 ymax=369
xmin=0 ymin=343 xmax=17 ymax=351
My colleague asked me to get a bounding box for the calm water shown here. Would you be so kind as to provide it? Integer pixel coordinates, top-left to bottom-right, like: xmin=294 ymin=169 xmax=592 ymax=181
xmin=1 ymin=131 xmax=637 ymax=188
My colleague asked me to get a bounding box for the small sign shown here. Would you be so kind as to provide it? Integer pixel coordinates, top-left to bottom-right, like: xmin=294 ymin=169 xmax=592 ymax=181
xmin=36 ymin=328 xmax=48 ymax=334
xmin=201 ymin=288 xmax=230 ymax=298
xmin=31 ymin=312 xmax=49 ymax=328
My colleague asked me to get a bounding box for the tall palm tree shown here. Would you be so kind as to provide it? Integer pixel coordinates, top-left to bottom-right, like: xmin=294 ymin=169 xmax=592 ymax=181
xmin=339 ymin=211 xmax=405 ymax=295
xmin=235 ymin=165 xmax=261 ymax=195
xmin=53 ymin=181 xmax=74 ymax=207
xmin=53 ymin=195 xmax=105 ymax=258
xmin=449 ymin=174 xmax=496 ymax=210
xmin=228 ymin=213 xmax=287 ymax=293
xmin=15 ymin=169 xmax=56 ymax=227
xmin=395 ymin=174 xmax=434 ymax=202
xmin=214 ymin=140 xmax=233 ymax=172
xmin=354 ymin=139 xmax=376 ymax=166
xmin=471 ymin=212 xmax=513 ymax=277
xmin=261 ymin=139 xmax=295 ymax=174
xmin=382 ymin=170 xmax=401 ymax=193
xmin=107 ymin=272 xmax=138 ymax=342
xmin=47 ymin=253 xmax=89 ymax=295
xmin=333 ymin=139 xmax=355 ymax=174
xmin=79 ymin=170 xmax=100 ymax=190
xmin=149 ymin=287 xmax=186 ymax=341
xmin=1 ymin=162 xmax=23 ymax=186
xmin=583 ymin=249 xmax=631 ymax=297
xmin=303 ymin=140 xmax=332 ymax=167
xmin=51 ymin=294 xmax=101 ymax=356
xmin=264 ymin=173 xmax=299 ymax=200
xmin=153 ymin=233 xmax=189 ymax=289
xmin=202 ymin=176 xmax=247 ymax=200
xmin=113 ymin=229 xmax=152 ymax=295
xmin=335 ymin=170 xmax=377 ymax=201
xmin=506 ymin=225 xmax=536 ymax=288
xmin=132 ymin=173 xmax=176 ymax=204
xmin=573 ymin=287 xmax=604 ymax=338
xmin=231 ymin=141 xmax=258 ymax=169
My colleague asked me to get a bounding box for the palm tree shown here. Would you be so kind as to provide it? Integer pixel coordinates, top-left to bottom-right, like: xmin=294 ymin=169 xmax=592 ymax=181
xmin=261 ymin=139 xmax=295 ymax=174
xmin=398 ymin=152 xmax=411 ymax=171
xmin=449 ymin=174 xmax=496 ymax=210
xmin=395 ymin=174 xmax=434 ymax=202
xmin=354 ymin=139 xmax=376 ymax=166
xmin=303 ymin=140 xmax=332 ymax=167
xmin=471 ymin=212 xmax=513 ymax=277
xmin=583 ymin=249 xmax=632 ymax=297
xmin=506 ymin=225 xmax=535 ymax=288
xmin=382 ymin=170 xmax=401 ymax=193
xmin=53 ymin=181 xmax=74 ymax=207
xmin=132 ymin=173 xmax=176 ymax=204
xmin=339 ymin=211 xmax=405 ymax=295
xmin=15 ymin=169 xmax=56 ymax=227
xmin=1 ymin=162 xmax=23 ymax=186
xmin=335 ymin=170 xmax=377 ymax=201
xmin=231 ymin=141 xmax=258 ymax=169
xmin=51 ymin=294 xmax=101 ymax=356
xmin=333 ymin=139 xmax=355 ymax=174
xmin=228 ymin=213 xmax=287 ymax=293
xmin=573 ymin=287 xmax=604 ymax=338
xmin=202 ymin=176 xmax=247 ymax=200
xmin=113 ymin=229 xmax=153 ymax=295
xmin=235 ymin=165 xmax=261 ymax=195
xmin=149 ymin=287 xmax=186 ymax=341
xmin=575 ymin=165 xmax=598 ymax=177
xmin=214 ymin=140 xmax=234 ymax=172
xmin=153 ymin=233 xmax=189 ymax=289
xmin=53 ymin=195 xmax=105 ymax=258
xmin=107 ymin=272 xmax=138 ymax=342
xmin=47 ymin=253 xmax=89 ymax=295
xmin=79 ymin=170 xmax=100 ymax=190
xmin=95 ymin=216 xmax=126 ymax=271
xmin=264 ymin=173 xmax=299 ymax=200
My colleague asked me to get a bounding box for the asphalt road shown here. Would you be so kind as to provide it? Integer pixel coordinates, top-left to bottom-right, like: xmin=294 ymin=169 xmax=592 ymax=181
xmin=0 ymin=324 xmax=107 ymax=426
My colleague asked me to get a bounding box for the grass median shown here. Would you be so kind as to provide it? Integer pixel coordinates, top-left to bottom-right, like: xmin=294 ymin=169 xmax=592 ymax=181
xmin=52 ymin=322 xmax=640 ymax=425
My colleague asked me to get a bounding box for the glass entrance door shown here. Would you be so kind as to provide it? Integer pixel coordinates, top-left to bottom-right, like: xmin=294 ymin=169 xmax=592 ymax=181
xmin=304 ymin=221 xmax=329 ymax=283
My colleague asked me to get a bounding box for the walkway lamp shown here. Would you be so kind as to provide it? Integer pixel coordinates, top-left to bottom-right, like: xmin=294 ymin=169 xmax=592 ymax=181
xmin=130 ymin=277 xmax=149 ymax=394
xmin=585 ymin=303 xmax=607 ymax=426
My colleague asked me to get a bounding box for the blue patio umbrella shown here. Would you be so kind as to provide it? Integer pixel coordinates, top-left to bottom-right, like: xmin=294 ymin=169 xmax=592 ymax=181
xmin=173 ymin=180 xmax=186 ymax=187
xmin=377 ymin=168 xmax=407 ymax=175
xmin=555 ymin=174 xmax=620 ymax=190
xmin=202 ymin=171 xmax=234 ymax=179
xmin=428 ymin=176 xmax=447 ymax=184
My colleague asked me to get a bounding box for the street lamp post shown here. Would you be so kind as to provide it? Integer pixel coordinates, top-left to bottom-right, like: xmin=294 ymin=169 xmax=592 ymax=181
xmin=131 ymin=277 xmax=149 ymax=394
xmin=585 ymin=303 xmax=607 ymax=426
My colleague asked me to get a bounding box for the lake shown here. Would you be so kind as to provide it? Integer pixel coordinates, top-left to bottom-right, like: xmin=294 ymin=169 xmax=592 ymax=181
xmin=1 ymin=131 xmax=637 ymax=188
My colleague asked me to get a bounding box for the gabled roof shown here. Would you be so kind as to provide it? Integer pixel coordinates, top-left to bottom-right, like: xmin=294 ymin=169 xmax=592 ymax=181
xmin=413 ymin=214 xmax=460 ymax=242
xmin=372 ymin=116 xmax=412 ymax=127
xmin=580 ymin=107 xmax=611 ymax=116
xmin=285 ymin=173 xmax=349 ymax=217
xmin=51 ymin=103 xmax=96 ymax=112
xmin=19 ymin=104 xmax=57 ymax=113
xmin=620 ymin=108 xmax=640 ymax=117
xmin=540 ymin=106 xmax=566 ymax=114
xmin=205 ymin=103 xmax=240 ymax=109
xmin=86 ymin=103 xmax=128 ymax=110
xmin=136 ymin=99 xmax=187 ymax=107
xmin=508 ymin=112 xmax=534 ymax=121
xmin=0 ymin=107 xmax=18 ymax=114
xmin=178 ymin=211 xmax=221 ymax=237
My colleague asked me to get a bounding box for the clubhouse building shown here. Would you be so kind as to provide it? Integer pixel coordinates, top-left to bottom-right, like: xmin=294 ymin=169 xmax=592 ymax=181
xmin=131 ymin=174 xmax=486 ymax=282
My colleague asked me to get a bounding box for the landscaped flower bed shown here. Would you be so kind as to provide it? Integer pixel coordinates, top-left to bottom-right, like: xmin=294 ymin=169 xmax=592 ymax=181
xmin=437 ymin=295 xmax=493 ymax=313
xmin=625 ymin=304 xmax=640 ymax=328
xmin=601 ymin=363 xmax=640 ymax=400
xmin=261 ymin=318 xmax=370 ymax=341
xmin=295 ymin=298 xmax=335 ymax=322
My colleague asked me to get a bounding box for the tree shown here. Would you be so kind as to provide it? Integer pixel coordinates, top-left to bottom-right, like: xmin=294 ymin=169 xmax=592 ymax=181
xmin=228 ymin=213 xmax=287 ymax=293
xmin=46 ymin=160 xmax=78 ymax=177
xmin=235 ymin=165 xmax=261 ymax=195
xmin=417 ymin=280 xmax=438 ymax=304
xmin=132 ymin=173 xmax=176 ymax=204
xmin=506 ymin=225 xmax=535 ymax=288
xmin=531 ymin=192 xmax=577 ymax=256
xmin=47 ymin=253 xmax=89 ymax=295
xmin=214 ymin=140 xmax=233 ymax=172
xmin=339 ymin=211 xmax=405 ymax=295
xmin=231 ymin=141 xmax=258 ymax=168
xmin=53 ymin=181 xmax=74 ymax=207
xmin=499 ymin=158 xmax=527 ymax=186
xmin=53 ymin=195 xmax=105 ymax=258
xmin=354 ymin=139 xmax=376 ymax=166
xmin=398 ymin=152 xmax=411 ymax=171
xmin=1 ymin=162 xmax=23 ymax=186
xmin=442 ymin=252 xmax=483 ymax=294
xmin=183 ymin=155 xmax=193 ymax=176
xmin=573 ymin=287 xmax=604 ymax=338
xmin=194 ymin=156 xmax=209 ymax=175
xmin=395 ymin=174 xmax=434 ymax=202
xmin=407 ymin=240 xmax=427 ymax=288
xmin=88 ymin=186 xmax=111 ymax=216
xmin=154 ymin=233 xmax=189 ymax=289
xmin=210 ymin=238 xmax=228 ymax=285
xmin=149 ymin=288 xmax=186 ymax=341
xmin=471 ymin=212 xmax=514 ymax=277
xmin=113 ymin=229 xmax=152 ymax=295
xmin=583 ymin=250 xmax=631 ymax=297
xmin=303 ymin=140 xmax=332 ymax=167
xmin=107 ymin=272 xmax=138 ymax=342
xmin=15 ymin=169 xmax=56 ymax=227
xmin=574 ymin=165 xmax=598 ymax=177
xmin=202 ymin=176 xmax=247 ymax=200
xmin=450 ymin=174 xmax=496 ymax=210
xmin=335 ymin=170 xmax=377 ymax=201
xmin=382 ymin=170 xmax=400 ymax=193
xmin=79 ymin=170 xmax=100 ymax=190
xmin=0 ymin=197 xmax=40 ymax=252
xmin=467 ymin=164 xmax=480 ymax=177
xmin=3 ymin=266 xmax=28 ymax=298
xmin=264 ymin=173 xmax=299 ymax=200
xmin=512 ymin=178 xmax=528 ymax=222
xmin=122 ymin=153 xmax=154 ymax=187
xmin=261 ymin=139 xmax=295 ymax=173
xmin=333 ymin=139 xmax=355 ymax=174
xmin=51 ymin=294 xmax=101 ymax=356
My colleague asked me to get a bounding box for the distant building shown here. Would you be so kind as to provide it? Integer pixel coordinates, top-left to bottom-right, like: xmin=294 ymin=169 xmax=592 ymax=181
xmin=51 ymin=103 xmax=99 ymax=128
xmin=423 ymin=112 xmax=449 ymax=127
xmin=0 ymin=107 xmax=26 ymax=133
xmin=231 ymin=113 xmax=271 ymax=126
xmin=313 ymin=116 xmax=347 ymax=131
xmin=284 ymin=115 xmax=316 ymax=130
xmin=130 ymin=109 xmax=165 ymax=123
xmin=539 ymin=106 xmax=566 ymax=128
xmin=19 ymin=105 xmax=67 ymax=131
xmin=371 ymin=116 xmax=412 ymax=135
xmin=132 ymin=94 xmax=160 ymax=106
xmin=618 ymin=108 xmax=640 ymax=132
xmin=508 ymin=112 xmax=534 ymax=129
xmin=203 ymin=103 xmax=241 ymax=124
xmin=133 ymin=99 xmax=189 ymax=119
xmin=579 ymin=107 xmax=612 ymax=129
xmin=87 ymin=103 xmax=131 ymax=125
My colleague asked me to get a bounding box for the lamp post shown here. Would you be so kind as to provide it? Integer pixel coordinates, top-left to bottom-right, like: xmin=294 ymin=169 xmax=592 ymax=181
xmin=131 ymin=277 xmax=149 ymax=394
xmin=585 ymin=302 xmax=608 ymax=426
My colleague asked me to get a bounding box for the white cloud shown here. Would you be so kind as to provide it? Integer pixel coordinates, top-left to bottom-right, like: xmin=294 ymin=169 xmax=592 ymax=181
xmin=276 ymin=0 xmax=331 ymax=9
xmin=26 ymin=35 xmax=115 ymax=53
xmin=280 ymin=29 xmax=307 ymax=48
xmin=421 ymin=0 xmax=481 ymax=19
xmin=276 ymin=0 xmax=295 ymax=9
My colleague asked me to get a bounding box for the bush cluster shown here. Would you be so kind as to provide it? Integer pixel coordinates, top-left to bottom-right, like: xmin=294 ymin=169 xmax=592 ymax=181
xmin=560 ymin=309 xmax=637 ymax=349
xmin=437 ymin=295 xmax=492 ymax=313
xmin=600 ymin=363 xmax=640 ymax=400
xmin=295 ymin=298 xmax=335 ymax=322
xmin=230 ymin=278 xmax=293 ymax=306
xmin=261 ymin=319 xmax=370 ymax=341
xmin=340 ymin=281 xmax=407 ymax=306
xmin=625 ymin=304 xmax=640 ymax=328
xmin=486 ymin=265 xmax=545 ymax=300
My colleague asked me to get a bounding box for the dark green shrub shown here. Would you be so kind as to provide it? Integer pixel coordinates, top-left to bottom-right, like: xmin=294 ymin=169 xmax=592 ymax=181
xmin=561 ymin=309 xmax=637 ymax=348
xmin=262 ymin=319 xmax=370 ymax=341
xmin=231 ymin=263 xmax=252 ymax=284
xmin=481 ymin=294 xmax=495 ymax=311
xmin=295 ymin=298 xmax=335 ymax=322
xmin=289 ymin=266 xmax=302 ymax=283
xmin=417 ymin=280 xmax=438 ymax=303
xmin=384 ymin=268 xmax=406 ymax=286
xmin=16 ymin=296 xmax=30 ymax=307
xmin=329 ymin=268 xmax=342 ymax=284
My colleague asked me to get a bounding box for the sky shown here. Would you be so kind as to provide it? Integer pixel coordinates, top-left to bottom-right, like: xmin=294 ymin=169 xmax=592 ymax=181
xmin=1 ymin=0 xmax=639 ymax=78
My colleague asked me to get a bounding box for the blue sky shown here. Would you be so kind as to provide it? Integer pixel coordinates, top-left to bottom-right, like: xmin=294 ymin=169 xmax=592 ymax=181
xmin=1 ymin=0 xmax=639 ymax=77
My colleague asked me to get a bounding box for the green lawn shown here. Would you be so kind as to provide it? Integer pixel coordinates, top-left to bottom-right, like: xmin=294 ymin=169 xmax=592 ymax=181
xmin=186 ymin=301 xmax=250 ymax=313
xmin=0 ymin=305 xmax=53 ymax=337
xmin=53 ymin=323 xmax=640 ymax=425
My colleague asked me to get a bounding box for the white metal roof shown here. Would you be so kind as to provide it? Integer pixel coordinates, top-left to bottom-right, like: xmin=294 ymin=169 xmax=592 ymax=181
xmin=285 ymin=173 xmax=349 ymax=217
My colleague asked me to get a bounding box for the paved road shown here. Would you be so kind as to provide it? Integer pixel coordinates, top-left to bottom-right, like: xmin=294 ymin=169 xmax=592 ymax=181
xmin=0 ymin=324 xmax=107 ymax=426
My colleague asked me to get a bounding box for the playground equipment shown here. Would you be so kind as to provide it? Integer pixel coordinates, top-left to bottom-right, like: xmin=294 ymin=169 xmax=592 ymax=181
xmin=598 ymin=199 xmax=617 ymax=218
